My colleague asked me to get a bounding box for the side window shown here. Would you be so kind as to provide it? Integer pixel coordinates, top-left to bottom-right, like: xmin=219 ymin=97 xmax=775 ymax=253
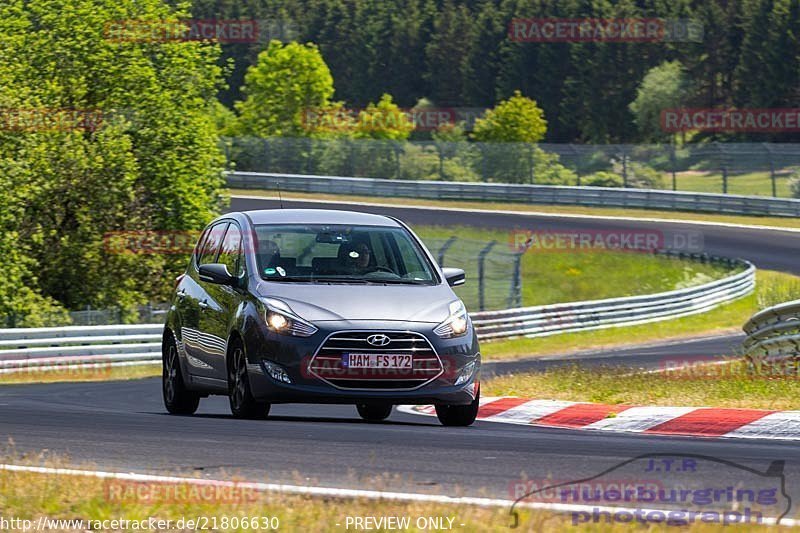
xmin=218 ymin=224 xmax=244 ymax=276
xmin=198 ymin=222 xmax=229 ymax=266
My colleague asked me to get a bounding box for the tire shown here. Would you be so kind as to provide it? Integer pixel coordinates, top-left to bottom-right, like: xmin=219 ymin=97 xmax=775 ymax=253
xmin=162 ymin=335 xmax=200 ymax=415
xmin=356 ymin=403 xmax=392 ymax=422
xmin=435 ymin=390 xmax=480 ymax=427
xmin=228 ymin=339 xmax=270 ymax=419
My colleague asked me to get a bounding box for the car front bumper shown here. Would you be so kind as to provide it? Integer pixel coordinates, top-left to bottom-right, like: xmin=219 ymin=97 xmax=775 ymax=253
xmin=244 ymin=320 xmax=480 ymax=406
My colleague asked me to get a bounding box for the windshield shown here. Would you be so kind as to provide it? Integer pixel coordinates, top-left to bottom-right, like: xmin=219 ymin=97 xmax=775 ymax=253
xmin=254 ymin=224 xmax=436 ymax=285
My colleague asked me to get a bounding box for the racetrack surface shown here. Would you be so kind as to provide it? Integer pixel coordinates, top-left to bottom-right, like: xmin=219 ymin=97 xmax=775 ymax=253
xmin=2 ymin=196 xmax=799 ymax=520
xmin=2 ymin=378 xmax=800 ymax=506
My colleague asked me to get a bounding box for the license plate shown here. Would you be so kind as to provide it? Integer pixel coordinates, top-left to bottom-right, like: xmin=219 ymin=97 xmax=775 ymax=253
xmin=342 ymin=353 xmax=413 ymax=369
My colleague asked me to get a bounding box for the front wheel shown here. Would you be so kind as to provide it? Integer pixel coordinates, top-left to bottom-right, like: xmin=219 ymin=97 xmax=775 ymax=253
xmin=356 ymin=403 xmax=392 ymax=422
xmin=435 ymin=391 xmax=480 ymax=427
xmin=228 ymin=340 xmax=270 ymax=419
xmin=163 ymin=336 xmax=200 ymax=415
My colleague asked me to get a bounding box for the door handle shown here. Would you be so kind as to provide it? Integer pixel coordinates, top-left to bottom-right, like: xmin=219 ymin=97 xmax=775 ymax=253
xmin=198 ymin=300 xmax=209 ymax=310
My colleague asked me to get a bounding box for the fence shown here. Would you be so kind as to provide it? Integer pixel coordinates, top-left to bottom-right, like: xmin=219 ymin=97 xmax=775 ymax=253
xmin=743 ymin=300 xmax=800 ymax=364
xmin=228 ymin=172 xmax=800 ymax=217
xmin=223 ymin=138 xmax=800 ymax=198
xmin=428 ymin=237 xmax=523 ymax=311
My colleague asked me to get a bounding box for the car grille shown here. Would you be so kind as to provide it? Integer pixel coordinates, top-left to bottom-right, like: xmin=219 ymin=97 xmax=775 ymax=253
xmin=308 ymin=331 xmax=443 ymax=390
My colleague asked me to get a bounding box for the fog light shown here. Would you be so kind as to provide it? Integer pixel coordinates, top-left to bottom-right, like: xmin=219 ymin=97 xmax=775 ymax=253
xmin=454 ymin=360 xmax=477 ymax=386
xmin=263 ymin=360 xmax=292 ymax=384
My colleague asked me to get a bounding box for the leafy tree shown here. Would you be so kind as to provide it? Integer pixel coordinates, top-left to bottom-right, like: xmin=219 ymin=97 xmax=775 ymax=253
xmin=354 ymin=94 xmax=414 ymax=140
xmin=0 ymin=0 xmax=225 ymax=322
xmin=630 ymin=61 xmax=692 ymax=142
xmin=235 ymin=40 xmax=335 ymax=137
xmin=472 ymin=90 xmax=546 ymax=143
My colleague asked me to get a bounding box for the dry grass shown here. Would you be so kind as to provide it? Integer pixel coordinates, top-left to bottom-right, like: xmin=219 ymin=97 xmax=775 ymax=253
xmin=483 ymin=360 xmax=800 ymax=410
xmin=0 ymin=452 xmax=781 ymax=532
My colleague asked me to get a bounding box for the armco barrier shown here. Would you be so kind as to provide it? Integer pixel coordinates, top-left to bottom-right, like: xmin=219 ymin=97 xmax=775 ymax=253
xmin=227 ymin=172 xmax=800 ymax=217
xmin=743 ymin=300 xmax=800 ymax=363
xmin=0 ymin=324 xmax=162 ymax=373
xmin=0 ymin=257 xmax=754 ymax=369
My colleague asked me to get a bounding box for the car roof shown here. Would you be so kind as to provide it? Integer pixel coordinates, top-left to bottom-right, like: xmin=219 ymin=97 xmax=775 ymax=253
xmin=239 ymin=209 xmax=402 ymax=227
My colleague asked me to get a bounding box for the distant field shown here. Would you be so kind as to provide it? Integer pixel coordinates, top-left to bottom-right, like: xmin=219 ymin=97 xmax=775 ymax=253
xmin=414 ymin=225 xmax=734 ymax=312
xmin=669 ymin=170 xmax=793 ymax=198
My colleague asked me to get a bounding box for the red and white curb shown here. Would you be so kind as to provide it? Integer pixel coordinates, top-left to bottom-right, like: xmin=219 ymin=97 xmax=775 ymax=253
xmin=397 ymin=397 xmax=800 ymax=441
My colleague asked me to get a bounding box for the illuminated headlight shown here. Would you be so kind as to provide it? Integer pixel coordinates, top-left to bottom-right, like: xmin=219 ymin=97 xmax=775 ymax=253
xmin=263 ymin=360 xmax=292 ymax=384
xmin=454 ymin=359 xmax=478 ymax=386
xmin=433 ymin=300 xmax=469 ymax=338
xmin=261 ymin=298 xmax=318 ymax=337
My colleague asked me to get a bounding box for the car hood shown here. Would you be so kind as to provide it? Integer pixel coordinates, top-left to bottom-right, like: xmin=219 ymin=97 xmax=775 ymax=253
xmin=254 ymin=281 xmax=458 ymax=323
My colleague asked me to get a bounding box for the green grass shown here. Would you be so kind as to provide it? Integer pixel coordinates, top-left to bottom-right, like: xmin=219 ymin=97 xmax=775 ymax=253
xmin=483 ymin=360 xmax=800 ymax=410
xmin=414 ymin=225 xmax=733 ymax=311
xmin=481 ymin=270 xmax=799 ymax=361
xmin=227 ymin=188 xmax=800 ymax=230
xmin=672 ymin=170 xmax=792 ymax=198
xmin=0 ymin=364 xmax=160 ymax=385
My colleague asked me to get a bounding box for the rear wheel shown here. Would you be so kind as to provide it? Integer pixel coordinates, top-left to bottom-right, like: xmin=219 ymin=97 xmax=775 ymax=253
xmin=163 ymin=335 xmax=200 ymax=415
xmin=356 ymin=403 xmax=392 ymax=422
xmin=228 ymin=339 xmax=270 ymax=419
xmin=435 ymin=390 xmax=480 ymax=427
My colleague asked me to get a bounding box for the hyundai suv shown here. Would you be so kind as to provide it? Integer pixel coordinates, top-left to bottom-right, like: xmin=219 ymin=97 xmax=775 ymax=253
xmin=162 ymin=209 xmax=481 ymax=426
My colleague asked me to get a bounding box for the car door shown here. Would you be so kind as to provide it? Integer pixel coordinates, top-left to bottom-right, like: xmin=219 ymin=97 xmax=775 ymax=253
xmin=185 ymin=221 xmax=229 ymax=379
xmin=197 ymin=221 xmax=245 ymax=380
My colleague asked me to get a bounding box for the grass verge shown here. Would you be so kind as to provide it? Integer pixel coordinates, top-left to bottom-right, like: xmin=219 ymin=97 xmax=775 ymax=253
xmin=483 ymin=360 xmax=800 ymax=410
xmin=0 ymin=454 xmax=780 ymax=532
xmin=481 ymin=270 xmax=797 ymax=361
xmin=227 ymin=189 xmax=800 ymax=230
xmin=0 ymin=364 xmax=159 ymax=385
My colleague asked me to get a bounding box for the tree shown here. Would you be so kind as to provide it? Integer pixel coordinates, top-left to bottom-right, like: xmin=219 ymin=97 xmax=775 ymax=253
xmin=0 ymin=0 xmax=226 ymax=322
xmin=629 ymin=61 xmax=692 ymax=142
xmin=235 ymin=40 xmax=335 ymax=137
xmin=354 ymin=94 xmax=414 ymax=140
xmin=472 ymin=90 xmax=547 ymax=143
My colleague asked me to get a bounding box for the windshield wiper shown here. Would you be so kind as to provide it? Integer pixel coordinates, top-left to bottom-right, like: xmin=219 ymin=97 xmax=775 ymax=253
xmin=310 ymin=277 xmax=369 ymax=284
xmin=363 ymin=278 xmax=431 ymax=285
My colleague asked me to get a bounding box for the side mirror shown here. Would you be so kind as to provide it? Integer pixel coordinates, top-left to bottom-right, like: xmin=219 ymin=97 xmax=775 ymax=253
xmin=442 ymin=267 xmax=466 ymax=287
xmin=198 ymin=263 xmax=238 ymax=286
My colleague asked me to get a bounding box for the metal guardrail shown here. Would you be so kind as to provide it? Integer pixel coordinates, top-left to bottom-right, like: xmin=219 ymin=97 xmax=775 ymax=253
xmin=0 ymin=256 xmax=754 ymax=370
xmin=227 ymin=172 xmax=800 ymax=217
xmin=0 ymin=324 xmax=162 ymax=373
xmin=472 ymin=255 xmax=755 ymax=340
xmin=743 ymin=300 xmax=800 ymax=363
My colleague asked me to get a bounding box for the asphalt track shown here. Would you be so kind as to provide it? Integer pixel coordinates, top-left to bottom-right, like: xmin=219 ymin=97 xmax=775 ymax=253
xmin=2 ymin=196 xmax=800 ymax=522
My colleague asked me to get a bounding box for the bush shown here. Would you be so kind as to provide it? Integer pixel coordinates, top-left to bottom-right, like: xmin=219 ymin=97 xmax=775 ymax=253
xmin=582 ymin=171 xmax=624 ymax=187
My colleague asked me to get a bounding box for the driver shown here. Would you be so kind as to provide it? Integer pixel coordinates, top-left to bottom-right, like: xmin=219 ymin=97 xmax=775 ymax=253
xmin=339 ymin=241 xmax=373 ymax=273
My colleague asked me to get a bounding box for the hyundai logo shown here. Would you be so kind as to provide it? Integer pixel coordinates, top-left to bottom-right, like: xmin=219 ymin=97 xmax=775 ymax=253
xmin=366 ymin=334 xmax=391 ymax=347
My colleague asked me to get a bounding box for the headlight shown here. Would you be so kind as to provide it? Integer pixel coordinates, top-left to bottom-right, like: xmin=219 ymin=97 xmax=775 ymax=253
xmin=261 ymin=298 xmax=318 ymax=337
xmin=434 ymin=300 xmax=469 ymax=338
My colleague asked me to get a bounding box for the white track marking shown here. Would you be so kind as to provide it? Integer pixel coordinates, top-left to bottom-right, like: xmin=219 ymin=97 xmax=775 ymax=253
xmin=725 ymin=411 xmax=800 ymax=440
xmin=0 ymin=463 xmax=795 ymax=527
xmin=484 ymin=400 xmax=578 ymax=424
xmin=231 ymin=194 xmax=800 ymax=234
xmin=584 ymin=406 xmax=697 ymax=432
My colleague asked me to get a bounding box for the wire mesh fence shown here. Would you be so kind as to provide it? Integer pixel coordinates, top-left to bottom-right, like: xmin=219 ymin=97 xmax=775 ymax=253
xmin=426 ymin=237 xmax=523 ymax=312
xmin=223 ymin=137 xmax=800 ymax=198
